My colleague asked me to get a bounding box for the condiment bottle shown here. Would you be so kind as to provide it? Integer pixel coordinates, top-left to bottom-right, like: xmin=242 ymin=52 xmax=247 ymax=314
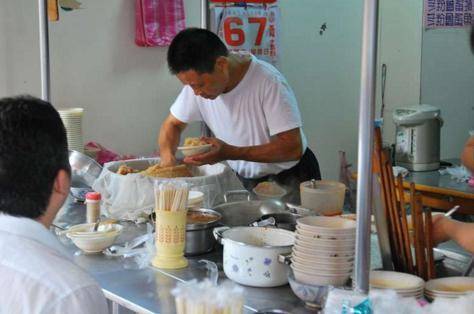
xmin=85 ymin=192 xmax=101 ymax=223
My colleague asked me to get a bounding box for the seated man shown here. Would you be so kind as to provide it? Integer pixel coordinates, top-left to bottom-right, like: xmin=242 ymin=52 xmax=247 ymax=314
xmin=0 ymin=96 xmax=108 ymax=313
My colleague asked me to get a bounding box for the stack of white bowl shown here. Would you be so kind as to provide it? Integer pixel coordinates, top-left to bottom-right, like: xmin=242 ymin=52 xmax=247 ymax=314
xmin=58 ymin=108 xmax=84 ymax=152
xmin=369 ymin=271 xmax=424 ymax=299
xmin=291 ymin=216 xmax=356 ymax=286
xmin=425 ymin=277 xmax=474 ymax=300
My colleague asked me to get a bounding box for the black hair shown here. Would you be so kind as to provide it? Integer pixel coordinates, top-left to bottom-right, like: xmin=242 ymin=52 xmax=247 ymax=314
xmin=167 ymin=28 xmax=229 ymax=74
xmin=0 ymin=95 xmax=70 ymax=218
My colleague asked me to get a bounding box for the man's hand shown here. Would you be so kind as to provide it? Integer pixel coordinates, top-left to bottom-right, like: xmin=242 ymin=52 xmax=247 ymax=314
xmin=431 ymin=215 xmax=453 ymax=245
xmin=183 ymin=137 xmax=232 ymax=166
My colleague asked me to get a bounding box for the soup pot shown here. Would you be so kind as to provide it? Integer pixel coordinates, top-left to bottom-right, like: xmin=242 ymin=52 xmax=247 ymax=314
xmin=214 ymin=226 xmax=295 ymax=287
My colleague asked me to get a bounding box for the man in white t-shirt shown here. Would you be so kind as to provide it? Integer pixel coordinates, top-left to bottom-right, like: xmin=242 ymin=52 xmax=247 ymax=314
xmin=159 ymin=28 xmax=321 ymax=200
xmin=0 ymin=96 xmax=108 ymax=314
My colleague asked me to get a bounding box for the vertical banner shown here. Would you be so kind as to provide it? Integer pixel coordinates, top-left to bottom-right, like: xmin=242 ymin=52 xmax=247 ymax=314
xmin=211 ymin=4 xmax=280 ymax=64
xmin=424 ymin=0 xmax=474 ymax=29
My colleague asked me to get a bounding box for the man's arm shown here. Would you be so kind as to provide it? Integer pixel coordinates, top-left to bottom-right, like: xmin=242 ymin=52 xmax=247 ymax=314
xmin=184 ymin=128 xmax=303 ymax=165
xmin=158 ymin=114 xmax=187 ymax=167
xmin=461 ymin=136 xmax=474 ymax=173
xmin=432 ymin=215 xmax=474 ymax=254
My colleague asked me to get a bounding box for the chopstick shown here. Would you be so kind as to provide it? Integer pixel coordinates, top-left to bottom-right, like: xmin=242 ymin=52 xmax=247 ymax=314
xmin=396 ymin=174 xmax=414 ymax=274
xmin=424 ymin=208 xmax=436 ymax=279
xmin=445 ymin=205 xmax=460 ymax=217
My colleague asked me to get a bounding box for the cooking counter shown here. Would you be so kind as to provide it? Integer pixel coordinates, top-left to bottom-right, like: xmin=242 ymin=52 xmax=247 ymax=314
xmin=54 ymin=196 xmax=472 ymax=314
xmin=54 ymin=198 xmax=313 ymax=314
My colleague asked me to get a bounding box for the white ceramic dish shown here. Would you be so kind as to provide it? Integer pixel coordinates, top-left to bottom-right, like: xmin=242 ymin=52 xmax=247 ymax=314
xmin=187 ymin=190 xmax=205 ymax=207
xmin=295 ymin=232 xmax=355 ymax=246
xmin=297 ymin=216 xmax=357 ymax=234
xmin=295 ymin=235 xmax=355 ymax=250
xmin=292 ymin=248 xmax=354 ymax=263
xmin=295 ymin=240 xmax=355 ymax=254
xmin=293 ymin=245 xmax=354 ymax=258
xmin=425 ymin=277 xmax=474 ymax=295
xmin=295 ymin=225 xmax=355 ymax=240
xmin=177 ymin=144 xmax=212 ymax=157
xmin=292 ymin=261 xmax=353 ymax=274
xmin=369 ymin=271 xmax=424 ymax=291
xmin=291 ymin=265 xmax=350 ymax=286
xmin=67 ymin=223 xmax=122 ymax=253
xmin=292 ymin=255 xmax=353 ymax=270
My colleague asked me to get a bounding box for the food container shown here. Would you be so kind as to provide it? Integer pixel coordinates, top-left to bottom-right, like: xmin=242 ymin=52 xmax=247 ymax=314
xmin=300 ymin=180 xmax=346 ymax=215
xmin=185 ymin=208 xmax=222 ymax=256
xmin=214 ymin=226 xmax=295 ymax=287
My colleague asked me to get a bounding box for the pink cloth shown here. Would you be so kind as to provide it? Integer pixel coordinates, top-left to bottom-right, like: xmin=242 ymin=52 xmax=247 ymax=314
xmin=135 ymin=0 xmax=186 ymax=47
xmin=85 ymin=142 xmax=136 ymax=165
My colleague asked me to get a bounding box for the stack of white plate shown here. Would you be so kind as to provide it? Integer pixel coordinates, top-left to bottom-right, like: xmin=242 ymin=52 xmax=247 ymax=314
xmin=58 ymin=108 xmax=84 ymax=152
xmin=291 ymin=216 xmax=356 ymax=286
xmin=369 ymin=271 xmax=424 ymax=299
xmin=425 ymin=277 xmax=474 ymax=300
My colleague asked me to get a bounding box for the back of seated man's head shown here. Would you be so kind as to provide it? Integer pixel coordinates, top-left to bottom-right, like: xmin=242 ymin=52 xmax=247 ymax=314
xmin=0 ymin=96 xmax=70 ymax=219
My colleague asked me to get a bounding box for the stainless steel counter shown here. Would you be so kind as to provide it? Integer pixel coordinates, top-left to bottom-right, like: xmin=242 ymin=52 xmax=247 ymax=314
xmin=54 ymin=198 xmax=314 ymax=314
xmin=53 ymin=195 xmax=472 ymax=314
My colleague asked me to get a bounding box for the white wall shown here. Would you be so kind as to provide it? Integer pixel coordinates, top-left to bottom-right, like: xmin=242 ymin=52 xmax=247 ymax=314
xmin=376 ymin=0 xmax=423 ymax=144
xmin=421 ymin=28 xmax=474 ymax=160
xmin=0 ymin=0 xmax=365 ymax=180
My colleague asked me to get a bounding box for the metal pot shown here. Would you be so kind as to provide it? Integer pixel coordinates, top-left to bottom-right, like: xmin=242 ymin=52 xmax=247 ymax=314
xmin=212 ymin=191 xmax=287 ymax=227
xmin=214 ymin=226 xmax=295 ymax=287
xmin=259 ymin=212 xmax=302 ymax=231
xmin=185 ymin=208 xmax=222 ymax=256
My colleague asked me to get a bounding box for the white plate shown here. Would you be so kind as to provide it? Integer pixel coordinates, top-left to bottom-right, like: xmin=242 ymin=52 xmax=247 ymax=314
xmin=369 ymin=271 xmax=424 ymax=291
xmin=425 ymin=277 xmax=474 ymax=295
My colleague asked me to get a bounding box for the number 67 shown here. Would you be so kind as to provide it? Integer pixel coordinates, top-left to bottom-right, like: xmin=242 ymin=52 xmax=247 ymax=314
xmin=223 ymin=16 xmax=267 ymax=47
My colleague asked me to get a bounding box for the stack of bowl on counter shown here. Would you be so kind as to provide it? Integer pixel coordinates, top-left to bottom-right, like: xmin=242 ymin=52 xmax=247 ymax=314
xmin=290 ymin=216 xmax=356 ymax=286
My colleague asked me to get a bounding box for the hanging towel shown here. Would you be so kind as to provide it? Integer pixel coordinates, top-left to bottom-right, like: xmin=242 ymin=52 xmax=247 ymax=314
xmin=135 ymin=0 xmax=186 ymax=47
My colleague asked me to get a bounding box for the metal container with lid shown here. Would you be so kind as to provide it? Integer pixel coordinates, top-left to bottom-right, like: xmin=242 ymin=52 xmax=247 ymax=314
xmin=393 ymin=104 xmax=443 ymax=171
xmin=185 ymin=208 xmax=222 ymax=256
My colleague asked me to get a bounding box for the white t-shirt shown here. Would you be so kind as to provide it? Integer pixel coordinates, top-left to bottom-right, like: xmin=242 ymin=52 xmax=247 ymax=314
xmin=170 ymin=54 xmax=307 ymax=179
xmin=0 ymin=214 xmax=108 ymax=314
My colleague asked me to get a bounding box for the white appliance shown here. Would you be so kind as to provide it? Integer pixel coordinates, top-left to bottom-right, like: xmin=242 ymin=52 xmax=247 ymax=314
xmin=393 ymin=105 xmax=442 ymax=171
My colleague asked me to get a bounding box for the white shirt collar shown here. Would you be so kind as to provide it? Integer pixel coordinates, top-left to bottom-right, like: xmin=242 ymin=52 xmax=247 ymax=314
xmin=0 ymin=214 xmax=71 ymax=260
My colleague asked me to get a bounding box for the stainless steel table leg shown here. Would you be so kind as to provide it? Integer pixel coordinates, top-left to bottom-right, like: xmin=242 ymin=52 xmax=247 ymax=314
xmin=112 ymin=301 xmax=119 ymax=314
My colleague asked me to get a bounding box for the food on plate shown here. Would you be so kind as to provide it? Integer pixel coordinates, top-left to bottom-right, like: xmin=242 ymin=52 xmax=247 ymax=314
xmin=117 ymin=165 xmax=139 ymax=175
xmin=186 ymin=211 xmax=220 ymax=224
xmin=183 ymin=137 xmax=207 ymax=147
xmin=254 ymin=181 xmax=286 ymax=196
xmin=141 ymin=164 xmax=193 ymax=178
xmin=116 ymin=163 xmax=193 ymax=178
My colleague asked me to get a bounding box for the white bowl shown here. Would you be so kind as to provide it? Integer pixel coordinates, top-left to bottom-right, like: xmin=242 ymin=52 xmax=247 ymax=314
xmin=292 ymin=261 xmax=353 ymax=275
xmin=291 ymin=265 xmax=350 ymax=286
xmin=292 ymin=255 xmax=353 ymax=270
xmin=295 ymin=235 xmax=355 ymax=250
xmin=187 ymin=190 xmax=204 ymax=207
xmin=295 ymin=225 xmax=355 ymax=240
xmin=288 ymin=269 xmax=330 ymax=309
xmin=177 ymin=144 xmax=212 ymax=157
xmin=292 ymin=248 xmax=354 ymax=263
xmin=297 ymin=216 xmax=356 ymax=234
xmin=295 ymin=232 xmax=355 ymax=246
xmin=67 ymin=224 xmax=122 ymax=253
xmin=293 ymin=245 xmax=354 ymax=258
xmin=295 ymin=240 xmax=355 ymax=253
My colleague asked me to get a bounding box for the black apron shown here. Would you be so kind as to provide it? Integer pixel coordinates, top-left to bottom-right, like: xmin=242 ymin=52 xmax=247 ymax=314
xmin=236 ymin=148 xmax=321 ymax=203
